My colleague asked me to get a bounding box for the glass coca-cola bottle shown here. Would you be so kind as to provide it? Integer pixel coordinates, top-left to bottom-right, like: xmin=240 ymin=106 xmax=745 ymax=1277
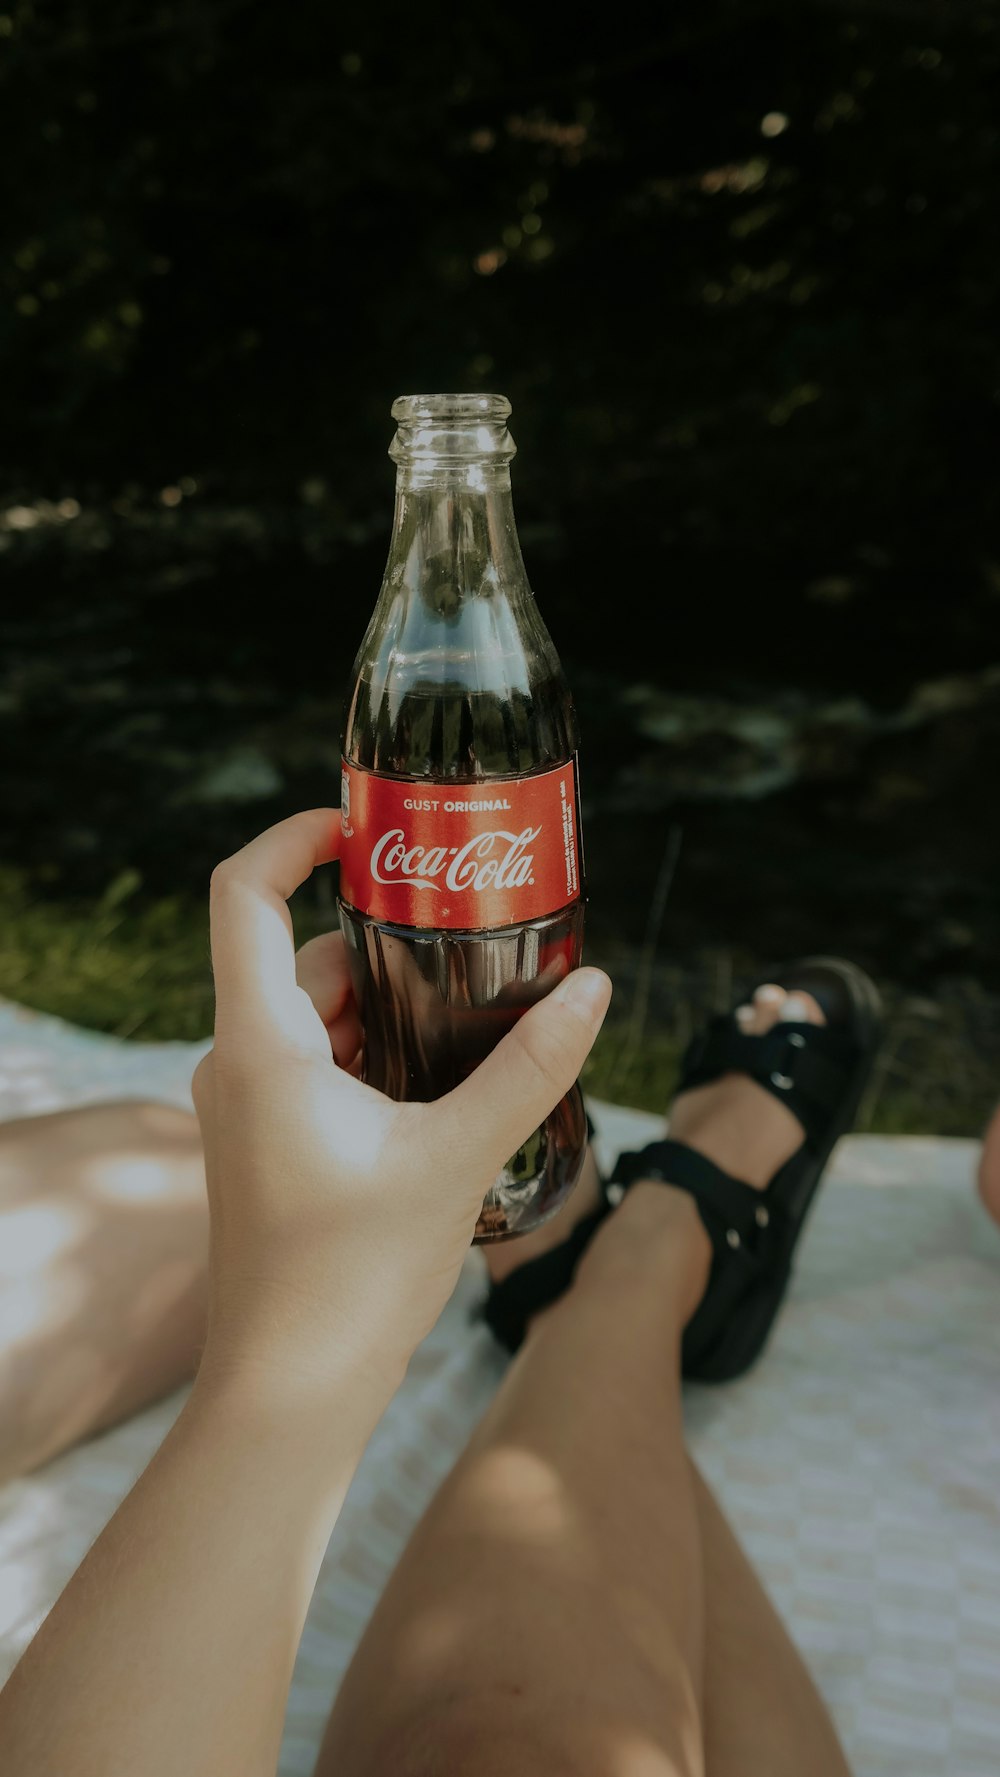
xmin=337 ymin=393 xmax=586 ymax=1240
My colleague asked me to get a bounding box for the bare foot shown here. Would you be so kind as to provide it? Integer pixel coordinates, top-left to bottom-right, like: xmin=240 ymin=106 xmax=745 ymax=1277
xmin=978 ymin=1102 xmax=1000 ymax=1226
xmin=667 ymin=983 xmax=826 ymax=1190
xmin=586 ymin=983 xmax=828 ymax=1324
xmin=485 ymin=981 xmax=827 ymax=1327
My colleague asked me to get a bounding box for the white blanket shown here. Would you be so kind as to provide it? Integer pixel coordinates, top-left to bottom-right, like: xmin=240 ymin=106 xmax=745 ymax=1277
xmin=0 ymin=999 xmax=998 ymax=1776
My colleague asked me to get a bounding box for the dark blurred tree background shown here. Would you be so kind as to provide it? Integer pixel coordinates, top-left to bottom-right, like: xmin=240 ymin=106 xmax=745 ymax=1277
xmin=1 ymin=0 xmax=999 ymax=1127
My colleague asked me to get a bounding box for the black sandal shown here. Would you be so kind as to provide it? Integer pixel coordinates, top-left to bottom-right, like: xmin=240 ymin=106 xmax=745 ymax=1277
xmin=483 ymin=956 xmax=882 ymax=1383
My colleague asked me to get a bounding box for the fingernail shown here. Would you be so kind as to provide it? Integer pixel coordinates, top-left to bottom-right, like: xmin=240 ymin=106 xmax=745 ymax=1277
xmin=755 ymin=984 xmax=784 ymax=1005
xmin=561 ymin=969 xmax=613 ymax=1018
xmin=780 ymin=994 xmax=809 ymax=1022
xmin=735 ymin=1003 xmax=755 ymax=1024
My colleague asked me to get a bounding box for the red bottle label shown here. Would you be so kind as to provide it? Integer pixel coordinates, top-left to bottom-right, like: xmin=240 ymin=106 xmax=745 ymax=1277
xmin=339 ymin=759 xmax=582 ymax=931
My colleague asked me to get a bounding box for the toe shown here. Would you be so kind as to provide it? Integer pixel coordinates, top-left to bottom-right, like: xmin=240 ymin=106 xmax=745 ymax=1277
xmin=778 ymin=990 xmax=826 ymax=1027
xmin=744 ymin=982 xmax=827 ymax=1033
xmin=746 ymin=983 xmax=788 ymax=1032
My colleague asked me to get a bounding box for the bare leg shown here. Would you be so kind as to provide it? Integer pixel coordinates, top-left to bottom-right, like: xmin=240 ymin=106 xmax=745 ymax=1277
xmin=316 ymin=1184 xmax=849 ymax=1777
xmin=315 ymin=981 xmax=852 ymax=1777
xmin=317 ymin=1186 xmax=712 ymax=1777
xmin=692 ymin=1464 xmax=850 ymax=1777
xmin=0 ymin=1101 xmax=207 ymax=1481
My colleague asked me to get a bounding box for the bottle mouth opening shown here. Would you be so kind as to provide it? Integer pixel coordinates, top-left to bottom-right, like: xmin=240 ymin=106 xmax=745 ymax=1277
xmin=391 ymin=392 xmax=511 ymax=424
xmin=389 ymin=392 xmax=516 ymax=467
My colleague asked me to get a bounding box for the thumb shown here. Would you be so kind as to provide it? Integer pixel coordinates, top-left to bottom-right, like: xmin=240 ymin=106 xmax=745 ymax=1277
xmin=434 ymin=968 xmax=612 ymax=1179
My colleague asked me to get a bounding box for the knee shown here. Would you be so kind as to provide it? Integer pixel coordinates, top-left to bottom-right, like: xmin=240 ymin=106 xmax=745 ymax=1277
xmin=339 ymin=1709 xmax=583 ymax=1777
xmin=330 ymin=1699 xmax=698 ymax=1777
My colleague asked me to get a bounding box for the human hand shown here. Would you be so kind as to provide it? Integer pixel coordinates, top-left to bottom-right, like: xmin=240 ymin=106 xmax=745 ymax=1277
xmin=192 ymin=810 xmax=611 ymax=1419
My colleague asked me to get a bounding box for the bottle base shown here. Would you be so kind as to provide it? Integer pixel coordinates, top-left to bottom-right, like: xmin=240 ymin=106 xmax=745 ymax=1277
xmin=472 ymin=1082 xmax=588 ymax=1242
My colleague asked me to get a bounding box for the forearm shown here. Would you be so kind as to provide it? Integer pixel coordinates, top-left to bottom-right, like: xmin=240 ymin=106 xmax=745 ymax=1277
xmin=0 ymin=1369 xmax=382 ymax=1777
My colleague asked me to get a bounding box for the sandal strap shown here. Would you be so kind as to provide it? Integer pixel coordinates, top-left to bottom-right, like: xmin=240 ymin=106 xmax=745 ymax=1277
xmin=480 ymin=1201 xmax=608 ymax=1353
xmin=608 ymin=1138 xmax=777 ymax=1256
xmin=679 ymin=1017 xmax=855 ymax=1146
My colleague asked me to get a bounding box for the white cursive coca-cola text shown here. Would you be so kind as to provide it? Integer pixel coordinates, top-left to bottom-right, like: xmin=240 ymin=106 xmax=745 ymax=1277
xmin=369 ymin=827 xmax=540 ymax=894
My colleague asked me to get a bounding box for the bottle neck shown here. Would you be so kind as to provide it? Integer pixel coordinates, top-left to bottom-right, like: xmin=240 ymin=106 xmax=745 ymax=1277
xmin=388 ymin=463 xmax=529 ymax=609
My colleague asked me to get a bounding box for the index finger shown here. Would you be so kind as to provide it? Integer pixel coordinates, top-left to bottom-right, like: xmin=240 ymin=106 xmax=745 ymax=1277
xmin=210 ymin=808 xmax=340 ymax=1047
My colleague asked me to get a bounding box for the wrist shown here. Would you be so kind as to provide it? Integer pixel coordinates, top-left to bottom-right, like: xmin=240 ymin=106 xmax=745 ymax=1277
xmin=191 ymin=1333 xmax=403 ymax=1460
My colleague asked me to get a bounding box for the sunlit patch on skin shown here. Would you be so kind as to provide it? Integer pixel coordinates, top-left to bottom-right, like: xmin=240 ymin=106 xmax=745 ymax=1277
xmin=0 ymin=1204 xmax=87 ymax=1273
xmin=0 ymin=1270 xmax=88 ymax=1344
xmin=470 ymin=1445 xmax=566 ymax=1515
xmin=616 ymin=1717 xmax=703 ymax=1777
xmin=397 ymin=1606 xmax=466 ymax=1679
xmin=463 ymin=1444 xmax=595 ymax=1569
xmin=83 ymin=1154 xmax=185 ymax=1203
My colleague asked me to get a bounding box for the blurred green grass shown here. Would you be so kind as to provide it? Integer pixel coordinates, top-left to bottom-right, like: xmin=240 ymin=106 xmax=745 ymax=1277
xmin=0 ymin=869 xmax=215 ymax=1042
xmin=0 ymin=869 xmax=992 ymax=1139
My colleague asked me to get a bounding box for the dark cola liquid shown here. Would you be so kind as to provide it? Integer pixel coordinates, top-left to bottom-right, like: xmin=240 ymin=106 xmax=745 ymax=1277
xmin=339 ymin=670 xmax=587 ymax=1241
